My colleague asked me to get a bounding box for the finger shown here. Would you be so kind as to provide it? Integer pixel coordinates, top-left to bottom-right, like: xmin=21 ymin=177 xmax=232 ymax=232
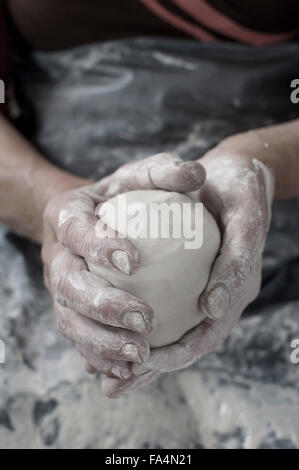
xmin=46 ymin=188 xmax=140 ymax=275
xmin=43 ymin=263 xmax=51 ymax=292
xmin=177 ymin=314 xmax=240 ymax=362
xmin=132 ymin=316 xmax=231 ymax=376
xmin=55 ymin=302 xmax=150 ymax=363
xmin=77 ymin=345 xmax=132 ymax=380
xmin=47 ymin=245 xmax=155 ymax=336
xmin=200 ymin=156 xmax=273 ymax=234
xmin=55 ymin=269 xmax=155 ymax=335
xmin=132 ymin=341 xmax=195 ymax=375
xmin=101 ymin=370 xmax=161 ymax=398
xmin=59 ymin=211 xmax=140 ymax=275
xmin=85 ymin=361 xmax=98 ymax=375
xmin=199 ymin=215 xmax=263 ymax=321
xmin=44 ymin=241 xmax=87 ymax=292
xmin=100 ymin=153 xmax=206 ymax=198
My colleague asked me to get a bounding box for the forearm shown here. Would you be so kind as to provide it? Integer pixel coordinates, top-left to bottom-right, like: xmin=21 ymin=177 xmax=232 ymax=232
xmin=208 ymin=119 xmax=299 ymax=200
xmin=0 ymin=114 xmax=89 ymax=243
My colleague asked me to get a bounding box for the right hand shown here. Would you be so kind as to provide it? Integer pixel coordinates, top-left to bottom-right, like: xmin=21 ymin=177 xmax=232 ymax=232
xmin=41 ymin=153 xmax=206 ymax=380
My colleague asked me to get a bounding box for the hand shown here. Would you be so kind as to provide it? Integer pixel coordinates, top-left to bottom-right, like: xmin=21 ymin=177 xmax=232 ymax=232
xmin=42 ymin=153 xmax=206 ymax=380
xmin=101 ymin=143 xmax=275 ymax=398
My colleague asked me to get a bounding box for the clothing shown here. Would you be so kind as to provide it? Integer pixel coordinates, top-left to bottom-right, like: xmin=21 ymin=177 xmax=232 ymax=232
xmin=7 ymin=0 xmax=299 ymax=50
xmin=1 ymin=0 xmax=299 ymax=115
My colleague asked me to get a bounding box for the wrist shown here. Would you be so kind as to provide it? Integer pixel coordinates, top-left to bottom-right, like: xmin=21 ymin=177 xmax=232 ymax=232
xmin=204 ymin=130 xmax=276 ymax=198
xmin=215 ymin=130 xmax=275 ymax=162
xmin=32 ymin=159 xmax=90 ymax=243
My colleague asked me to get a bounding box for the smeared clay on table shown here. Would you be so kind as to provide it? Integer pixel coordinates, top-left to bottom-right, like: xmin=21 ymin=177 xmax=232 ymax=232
xmin=89 ymin=190 xmax=220 ymax=347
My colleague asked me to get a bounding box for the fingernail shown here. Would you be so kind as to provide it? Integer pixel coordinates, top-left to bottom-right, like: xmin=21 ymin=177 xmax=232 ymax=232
xmin=124 ymin=311 xmax=147 ymax=334
xmin=206 ymin=285 xmax=230 ymax=320
xmin=111 ymin=366 xmax=131 ymax=380
xmin=120 ymin=344 xmax=142 ymax=363
xmin=111 ymin=250 xmax=131 ymax=275
xmin=182 ymin=162 xmax=206 ymax=186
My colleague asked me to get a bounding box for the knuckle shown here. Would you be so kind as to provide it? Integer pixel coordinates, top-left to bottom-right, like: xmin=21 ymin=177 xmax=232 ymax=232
xmin=56 ymin=314 xmax=71 ymax=339
xmin=229 ymin=252 xmax=262 ymax=307
xmin=230 ymin=249 xmax=256 ymax=285
xmin=86 ymin=363 xmax=98 ymax=374
xmin=42 ymin=265 xmax=50 ymax=291
xmin=43 ymin=196 xmax=63 ymax=227
xmin=55 ymin=276 xmax=69 ymax=307
xmin=90 ymin=301 xmax=105 ymax=322
xmin=43 ymin=200 xmax=54 ymax=223
xmin=152 ymin=152 xmax=176 ymax=162
xmin=91 ymin=343 xmax=105 ymax=358
xmin=41 ymin=244 xmax=48 ymax=264
xmin=58 ymin=217 xmax=76 ymax=246
xmin=238 ymin=254 xmax=254 ymax=280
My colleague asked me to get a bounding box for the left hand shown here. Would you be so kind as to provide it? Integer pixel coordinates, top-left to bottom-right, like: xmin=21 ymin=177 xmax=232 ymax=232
xmin=100 ymin=140 xmax=275 ymax=398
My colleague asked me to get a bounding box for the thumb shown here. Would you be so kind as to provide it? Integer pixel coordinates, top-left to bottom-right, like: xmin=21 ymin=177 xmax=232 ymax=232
xmin=199 ymin=230 xmax=262 ymax=321
xmin=97 ymin=153 xmax=206 ymax=198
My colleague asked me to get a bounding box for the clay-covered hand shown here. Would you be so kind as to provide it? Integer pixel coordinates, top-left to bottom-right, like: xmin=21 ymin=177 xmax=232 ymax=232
xmin=101 ymin=146 xmax=274 ymax=398
xmin=42 ymin=153 xmax=206 ymax=379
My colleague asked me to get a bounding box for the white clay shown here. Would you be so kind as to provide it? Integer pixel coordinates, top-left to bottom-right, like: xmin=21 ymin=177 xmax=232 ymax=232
xmin=89 ymin=190 xmax=220 ymax=348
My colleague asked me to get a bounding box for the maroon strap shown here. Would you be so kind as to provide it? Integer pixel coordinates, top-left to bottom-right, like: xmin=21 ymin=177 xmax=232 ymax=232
xmin=139 ymin=0 xmax=298 ymax=45
xmin=0 ymin=0 xmax=12 ymax=115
